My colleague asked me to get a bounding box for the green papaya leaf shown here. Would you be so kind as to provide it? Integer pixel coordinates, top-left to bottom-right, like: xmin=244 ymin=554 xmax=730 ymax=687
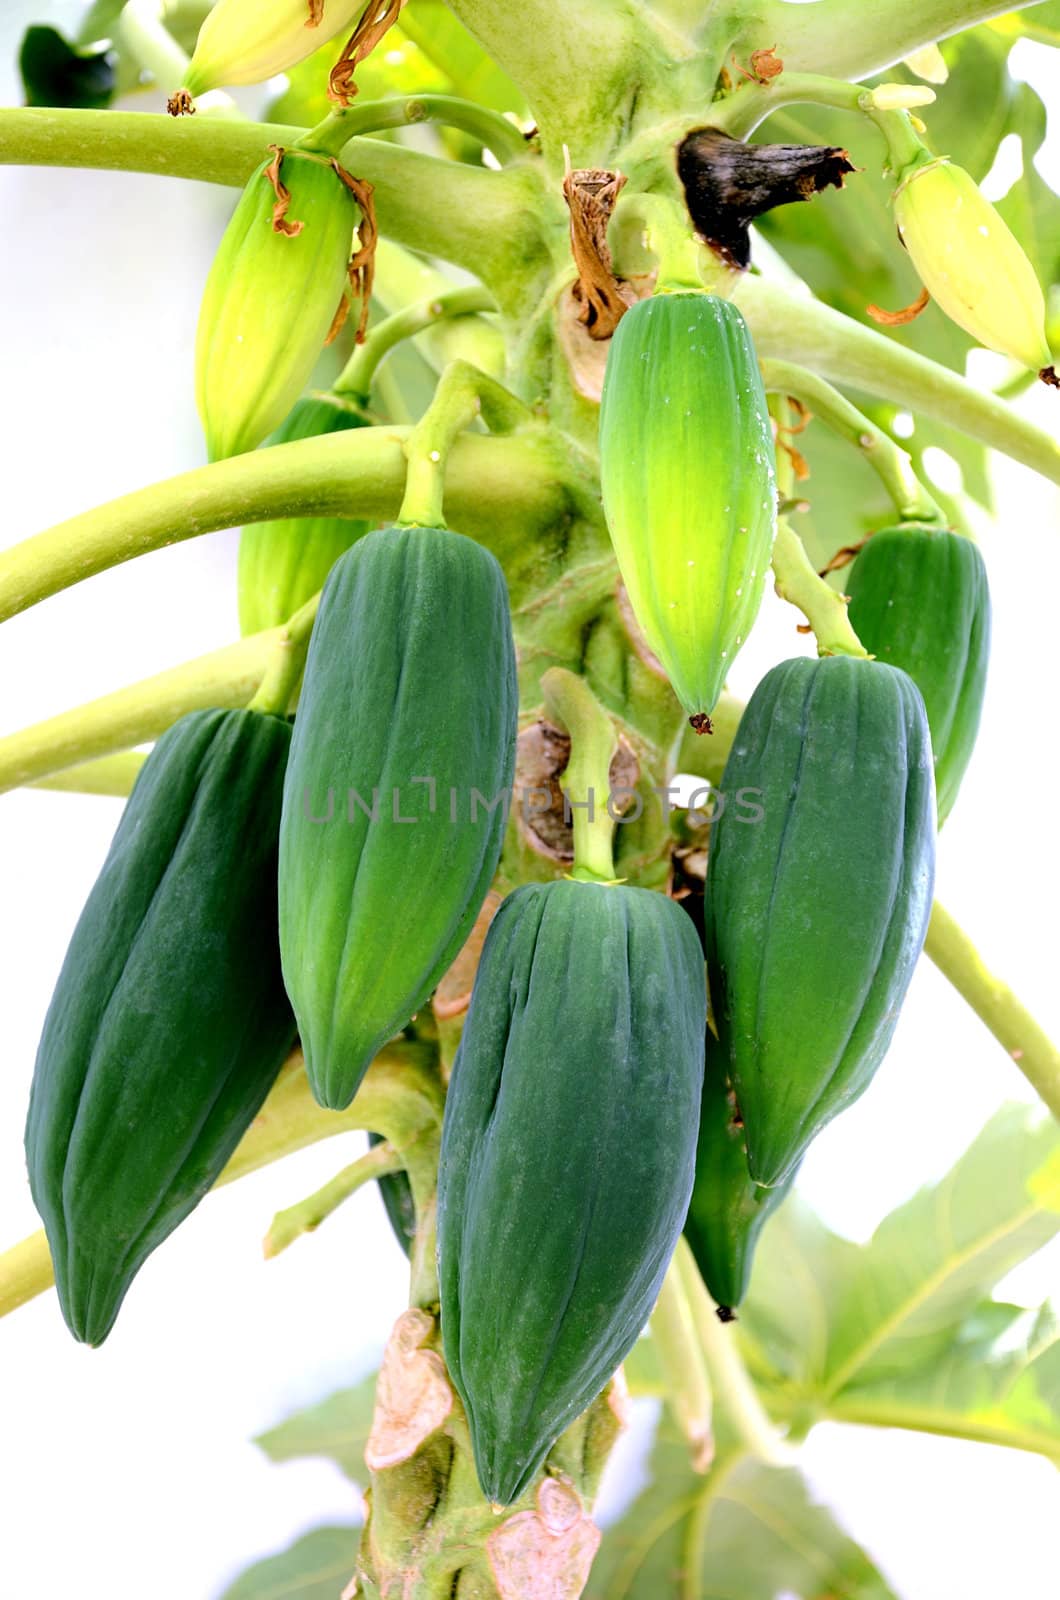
xmin=254 ymin=1372 xmax=379 ymax=1485
xmin=587 ymin=1418 xmax=897 ymax=1599
xmin=19 ymin=24 xmax=114 ymax=109
xmin=828 ymin=1300 xmax=1060 ymax=1460
xmin=218 ymin=1526 xmax=360 ymax=1600
xmin=741 ymin=1106 xmax=1060 ymax=1415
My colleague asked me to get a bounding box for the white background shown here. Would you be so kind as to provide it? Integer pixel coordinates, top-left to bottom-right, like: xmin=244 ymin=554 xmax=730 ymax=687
xmin=2 ymin=7 xmax=1060 ymax=1598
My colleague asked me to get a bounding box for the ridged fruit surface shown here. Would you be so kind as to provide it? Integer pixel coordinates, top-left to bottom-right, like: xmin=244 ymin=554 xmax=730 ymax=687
xmin=279 ymin=524 xmax=517 ymax=1110
xmin=704 ymin=656 xmax=936 ymax=1187
xmin=196 ymin=151 xmax=358 ymax=461
xmin=437 ymin=878 xmax=706 ymax=1505
xmin=683 ymin=1034 xmax=796 ymax=1314
xmin=25 ymin=709 xmax=295 ymax=1345
xmin=846 ymin=525 xmax=990 ymax=823
xmin=599 ymin=292 xmax=777 ymax=724
xmin=238 ymin=395 xmax=371 ymax=635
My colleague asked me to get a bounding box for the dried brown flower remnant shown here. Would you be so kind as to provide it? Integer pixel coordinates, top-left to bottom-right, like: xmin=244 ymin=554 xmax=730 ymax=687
xmin=733 ymin=45 xmax=784 ymax=84
xmin=263 ymin=145 xmax=305 ymax=236
xmin=867 ymin=287 xmax=931 ymax=326
xmin=329 ymin=0 xmax=409 ymax=104
xmin=678 ymin=127 xmax=854 ymax=269
xmin=563 ymin=166 xmax=629 ymax=340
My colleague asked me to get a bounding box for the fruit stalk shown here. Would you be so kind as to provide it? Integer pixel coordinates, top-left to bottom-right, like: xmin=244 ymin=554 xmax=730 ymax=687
xmin=263 ymin=1140 xmax=403 ymax=1258
xmin=540 ymin=667 xmax=620 ymax=883
xmin=336 ymin=286 xmax=499 ymax=404
xmin=649 ymin=1257 xmax=714 ymax=1471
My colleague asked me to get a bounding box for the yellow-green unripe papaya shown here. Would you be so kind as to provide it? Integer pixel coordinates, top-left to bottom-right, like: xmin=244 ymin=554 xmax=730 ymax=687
xmin=196 ymin=149 xmax=360 ymax=461
xmin=599 ymin=293 xmax=777 ymax=729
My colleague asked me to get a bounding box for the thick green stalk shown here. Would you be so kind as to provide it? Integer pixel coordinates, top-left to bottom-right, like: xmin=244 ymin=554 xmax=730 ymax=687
xmin=0 ymin=631 xmax=283 ymax=792
xmin=30 ymin=751 xmax=146 ymax=797
xmin=711 ymin=73 xmax=933 ymax=143
xmin=926 ymin=902 xmax=1060 ymax=1120
xmin=264 ymin=1142 xmax=403 ymax=1259
xmin=540 ymin=666 xmax=620 ymax=884
xmin=761 ymin=360 xmax=946 ymax=525
xmin=772 ymin=520 xmax=870 ymax=658
xmin=0 ymin=108 xmax=546 ymax=297
xmin=0 ymin=1042 xmax=442 ymax=1320
xmin=246 ymin=592 xmax=322 ymax=717
xmin=737 ymin=276 xmax=1060 ymax=490
xmin=398 ymin=362 xmax=536 ymax=528
xmin=0 ymin=428 xmax=571 ymax=625
xmin=746 ymin=0 xmax=1042 ymax=81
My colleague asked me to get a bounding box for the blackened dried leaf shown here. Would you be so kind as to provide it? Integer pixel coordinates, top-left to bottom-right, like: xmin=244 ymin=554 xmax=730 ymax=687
xmin=677 ymin=128 xmax=854 ymax=269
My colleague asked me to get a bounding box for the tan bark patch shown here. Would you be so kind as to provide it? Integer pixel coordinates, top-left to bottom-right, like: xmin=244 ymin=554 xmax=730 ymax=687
xmin=486 ymin=1477 xmax=601 ymax=1600
xmin=365 ymin=1308 xmax=452 ymax=1470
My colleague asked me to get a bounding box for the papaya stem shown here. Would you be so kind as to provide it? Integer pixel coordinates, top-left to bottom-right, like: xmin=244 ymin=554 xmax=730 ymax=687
xmin=398 ymin=360 xmax=535 ymax=528
xmin=676 ymin=1239 xmax=794 ymax=1467
xmin=299 ymin=95 xmax=530 ymax=164
xmin=540 ymin=666 xmax=620 ymax=885
xmin=772 ymin=520 xmax=869 ymax=658
xmin=0 ymin=1042 xmax=443 ymax=1320
xmin=30 ymin=750 xmax=147 ymax=797
xmin=710 ymin=72 xmax=933 ymax=142
xmin=736 ymin=275 xmax=1060 ymax=491
xmin=247 ymin=591 xmax=323 ymax=716
xmin=263 ymin=1140 xmax=403 ymax=1258
xmin=761 ymin=360 xmax=946 ymax=527
xmin=0 ymin=427 xmax=570 ymax=625
xmin=335 ymin=286 xmax=499 ymax=403
xmin=649 ymin=1255 xmax=714 ymax=1472
xmin=925 ymin=902 xmax=1060 ymax=1121
xmin=0 ymin=630 xmax=288 ymax=794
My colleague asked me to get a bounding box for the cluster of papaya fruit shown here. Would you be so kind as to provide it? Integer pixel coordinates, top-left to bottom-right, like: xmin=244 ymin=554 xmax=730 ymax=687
xmin=22 ymin=230 xmax=989 ymax=1510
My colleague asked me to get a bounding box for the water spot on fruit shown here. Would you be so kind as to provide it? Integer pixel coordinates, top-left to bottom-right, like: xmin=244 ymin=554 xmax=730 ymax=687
xmin=735 ymin=586 xmax=743 ymax=596
xmin=430 ymin=450 xmax=441 ymax=462
xmin=978 ymin=224 xmax=989 ymax=236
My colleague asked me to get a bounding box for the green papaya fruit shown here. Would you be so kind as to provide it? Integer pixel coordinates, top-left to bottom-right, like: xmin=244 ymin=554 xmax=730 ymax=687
xmin=846 ymin=525 xmax=990 ymax=823
xmin=598 ymin=292 xmax=777 ymax=728
xmin=368 ymin=1131 xmax=415 ymax=1257
xmin=683 ymin=1034 xmax=796 ymax=1316
xmin=25 ymin=709 xmax=296 ymax=1345
xmin=279 ymin=524 xmax=517 ymax=1110
xmin=704 ymin=656 xmax=936 ymax=1187
xmin=238 ymin=394 xmax=371 ymax=635
xmin=437 ymin=878 xmax=706 ymax=1506
xmin=196 ymin=147 xmax=360 ymax=461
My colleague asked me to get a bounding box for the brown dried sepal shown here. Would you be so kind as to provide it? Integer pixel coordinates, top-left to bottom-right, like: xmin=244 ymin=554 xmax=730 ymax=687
xmin=332 ymin=163 xmax=378 ymax=342
xmin=677 ymin=127 xmax=855 ymax=269
xmin=819 ymin=535 xmax=871 ymax=576
xmin=486 ymin=1476 xmax=601 ymax=1600
xmin=166 ymin=88 xmax=194 ymax=117
xmin=867 ymin=287 xmax=930 ymax=326
xmin=306 ymin=0 xmax=325 ymax=23
xmin=364 ymin=1308 xmax=453 ymax=1471
xmin=689 ymin=713 xmax=714 ymax=737
xmin=515 ymin=722 xmax=639 ymax=862
xmin=733 ymin=45 xmax=784 ymax=84
xmin=1040 ymin=365 xmax=1060 ymax=389
xmin=264 ymin=146 xmax=305 ymax=236
xmin=433 ymin=891 xmax=502 ymax=1020
xmin=329 ymin=0 xmax=409 ymax=106
xmin=562 ymin=166 xmax=629 ymax=341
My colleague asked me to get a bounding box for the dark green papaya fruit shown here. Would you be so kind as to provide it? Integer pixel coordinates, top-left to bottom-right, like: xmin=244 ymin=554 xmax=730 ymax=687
xmin=437 ymin=878 xmax=706 ymax=1506
xmin=237 ymin=394 xmax=371 ymax=636
xmin=279 ymin=524 xmax=518 ymax=1110
xmin=368 ymin=1130 xmax=415 ymax=1256
xmin=846 ymin=525 xmax=990 ymax=823
xmin=704 ymin=656 xmax=936 ymax=1188
xmin=683 ymin=1034 xmax=796 ymax=1317
xmin=25 ymin=708 xmax=296 ymax=1345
